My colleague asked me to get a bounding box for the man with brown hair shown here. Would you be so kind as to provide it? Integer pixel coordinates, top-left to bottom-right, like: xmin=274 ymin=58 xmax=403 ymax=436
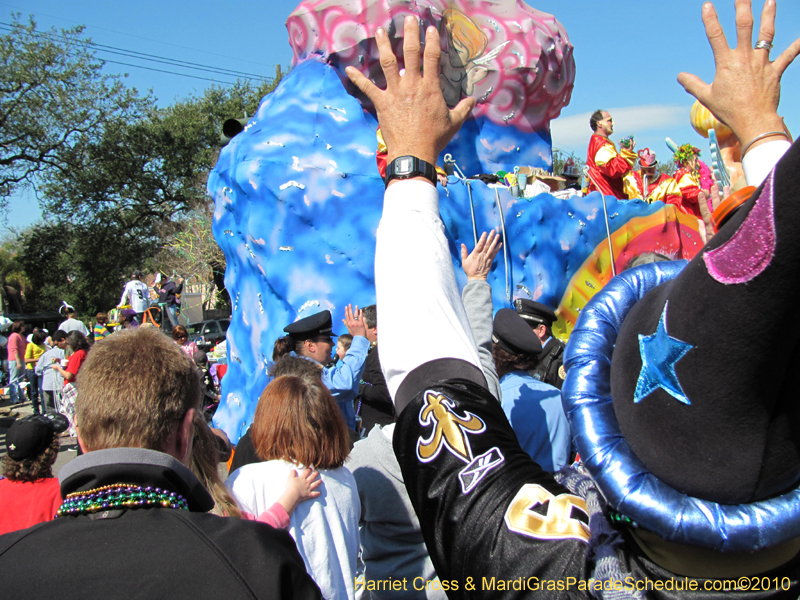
xmin=586 ymin=109 xmax=637 ymax=199
xmin=0 ymin=327 xmax=321 ymax=600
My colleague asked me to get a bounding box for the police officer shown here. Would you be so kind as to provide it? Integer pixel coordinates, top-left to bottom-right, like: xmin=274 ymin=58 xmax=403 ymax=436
xmin=284 ymin=305 xmax=369 ymax=430
xmin=513 ymin=299 xmax=566 ymax=389
xmin=492 ymin=309 xmax=571 ymax=472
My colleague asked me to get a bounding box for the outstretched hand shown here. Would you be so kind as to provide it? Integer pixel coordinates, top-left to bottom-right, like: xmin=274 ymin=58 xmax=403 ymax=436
xmin=344 ymin=304 xmax=367 ymax=338
xmin=345 ymin=16 xmax=476 ymax=171
xmin=677 ymin=0 xmax=799 ymax=150
xmin=697 ymin=183 xmax=728 ymax=239
xmin=461 ymin=231 xmax=503 ymax=282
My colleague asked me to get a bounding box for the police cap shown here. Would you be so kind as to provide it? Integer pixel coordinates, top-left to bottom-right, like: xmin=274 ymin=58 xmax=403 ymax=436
xmin=513 ymin=299 xmax=557 ymax=327
xmin=284 ymin=310 xmax=337 ymax=341
xmin=492 ymin=308 xmax=542 ymax=356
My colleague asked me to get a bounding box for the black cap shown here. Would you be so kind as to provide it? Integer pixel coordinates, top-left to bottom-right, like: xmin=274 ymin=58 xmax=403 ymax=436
xmin=514 ymin=299 xmax=557 ymax=327
xmin=284 ymin=310 xmax=337 ymax=341
xmin=6 ymin=414 xmax=68 ymax=460
xmin=492 ymin=308 xmax=542 ymax=356
xmin=193 ymin=350 xmax=208 ymax=365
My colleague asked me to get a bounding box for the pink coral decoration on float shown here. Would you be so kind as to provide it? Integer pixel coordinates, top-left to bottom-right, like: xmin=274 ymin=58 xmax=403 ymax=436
xmin=286 ymin=0 xmax=575 ymax=133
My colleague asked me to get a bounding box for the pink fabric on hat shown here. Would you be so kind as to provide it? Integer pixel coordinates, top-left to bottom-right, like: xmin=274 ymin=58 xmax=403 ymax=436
xmin=638 ymin=148 xmax=657 ymax=167
xmin=703 ymin=169 xmax=776 ymax=284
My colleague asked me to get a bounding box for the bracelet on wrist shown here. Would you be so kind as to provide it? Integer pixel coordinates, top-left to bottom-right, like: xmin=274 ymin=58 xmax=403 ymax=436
xmin=740 ymin=131 xmax=790 ymax=159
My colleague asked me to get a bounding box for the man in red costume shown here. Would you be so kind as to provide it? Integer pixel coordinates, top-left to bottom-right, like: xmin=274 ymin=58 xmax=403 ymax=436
xmin=672 ymin=143 xmax=703 ymax=218
xmin=624 ymin=148 xmax=682 ymax=204
xmin=586 ymin=110 xmax=637 ymax=198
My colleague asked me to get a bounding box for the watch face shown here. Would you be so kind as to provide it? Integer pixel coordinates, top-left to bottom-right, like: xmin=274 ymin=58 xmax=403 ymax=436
xmin=396 ymin=156 xmax=414 ymax=175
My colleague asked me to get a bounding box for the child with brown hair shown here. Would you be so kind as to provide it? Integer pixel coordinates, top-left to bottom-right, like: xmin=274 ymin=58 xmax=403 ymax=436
xmin=189 ymin=416 xmax=321 ymax=525
xmin=335 ymin=333 xmax=352 ymax=362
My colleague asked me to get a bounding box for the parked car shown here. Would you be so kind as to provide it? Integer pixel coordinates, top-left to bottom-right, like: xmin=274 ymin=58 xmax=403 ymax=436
xmin=188 ymin=319 xmax=230 ymax=350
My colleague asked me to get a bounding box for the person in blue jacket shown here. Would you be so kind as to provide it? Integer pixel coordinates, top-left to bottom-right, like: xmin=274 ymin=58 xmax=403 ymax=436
xmin=492 ymin=308 xmax=571 ymax=473
xmin=284 ymin=306 xmax=369 ymax=430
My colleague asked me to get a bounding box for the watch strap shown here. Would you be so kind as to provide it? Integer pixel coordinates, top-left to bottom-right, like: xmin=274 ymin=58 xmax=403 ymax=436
xmin=384 ymin=155 xmax=437 ymax=188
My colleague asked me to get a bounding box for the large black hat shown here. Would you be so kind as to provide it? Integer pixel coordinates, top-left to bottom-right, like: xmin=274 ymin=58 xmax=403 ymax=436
xmin=513 ymin=299 xmax=557 ymax=327
xmin=284 ymin=310 xmax=337 ymax=341
xmin=564 ymin=140 xmax=800 ymax=552
xmin=492 ymin=308 xmax=542 ymax=356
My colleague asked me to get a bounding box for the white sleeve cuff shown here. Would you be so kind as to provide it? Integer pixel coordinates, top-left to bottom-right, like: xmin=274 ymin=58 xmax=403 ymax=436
xmin=742 ymin=140 xmax=792 ymax=187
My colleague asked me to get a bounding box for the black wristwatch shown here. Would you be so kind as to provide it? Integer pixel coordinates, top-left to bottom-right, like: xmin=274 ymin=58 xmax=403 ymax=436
xmin=384 ymin=155 xmax=437 ymax=188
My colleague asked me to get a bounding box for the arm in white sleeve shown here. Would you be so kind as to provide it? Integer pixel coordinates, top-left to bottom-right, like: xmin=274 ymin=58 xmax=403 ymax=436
xmin=35 ymin=353 xmax=47 ymax=377
xmin=742 ymin=139 xmax=792 ymax=187
xmin=119 ymin=282 xmax=130 ymax=307
xmin=376 ymin=180 xmax=482 ymax=401
xmin=461 ymin=279 xmax=501 ymax=401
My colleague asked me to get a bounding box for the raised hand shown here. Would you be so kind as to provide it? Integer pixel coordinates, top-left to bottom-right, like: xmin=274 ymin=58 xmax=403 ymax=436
xmin=345 ymin=16 xmax=476 ymax=171
xmin=677 ymin=0 xmax=799 ymax=153
xmin=461 ymin=231 xmax=503 ymax=282
xmin=344 ymin=304 xmax=367 ymax=338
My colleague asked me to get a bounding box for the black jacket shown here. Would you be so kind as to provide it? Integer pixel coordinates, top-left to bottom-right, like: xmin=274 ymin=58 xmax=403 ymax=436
xmin=393 ymin=361 xmax=800 ymax=599
xmin=0 ymin=448 xmax=321 ymax=600
xmin=356 ymin=343 xmax=395 ymax=432
xmin=527 ymin=337 xmax=565 ymax=389
xmin=157 ymin=280 xmax=183 ymax=306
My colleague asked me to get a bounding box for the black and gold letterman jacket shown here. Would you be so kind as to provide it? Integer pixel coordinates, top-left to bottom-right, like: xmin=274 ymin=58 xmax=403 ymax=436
xmin=391 ymin=359 xmax=800 ymax=600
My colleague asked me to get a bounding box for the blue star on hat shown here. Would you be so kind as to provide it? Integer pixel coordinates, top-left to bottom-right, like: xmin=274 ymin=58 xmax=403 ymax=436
xmin=634 ymin=301 xmax=693 ymax=405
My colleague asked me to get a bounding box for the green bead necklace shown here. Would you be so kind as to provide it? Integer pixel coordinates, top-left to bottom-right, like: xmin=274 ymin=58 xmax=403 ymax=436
xmin=56 ymin=483 xmax=189 ymax=517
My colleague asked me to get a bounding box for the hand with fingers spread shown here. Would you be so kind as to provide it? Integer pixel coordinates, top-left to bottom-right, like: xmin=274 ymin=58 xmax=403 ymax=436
xmin=677 ymin=0 xmax=799 ymax=153
xmin=461 ymin=231 xmax=503 ymax=282
xmin=345 ymin=16 xmax=476 ymax=177
xmin=344 ymin=304 xmax=367 ymax=338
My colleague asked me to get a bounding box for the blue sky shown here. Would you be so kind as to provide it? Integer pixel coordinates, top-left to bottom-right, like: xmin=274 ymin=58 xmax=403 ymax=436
xmin=4 ymin=0 xmax=800 ymax=230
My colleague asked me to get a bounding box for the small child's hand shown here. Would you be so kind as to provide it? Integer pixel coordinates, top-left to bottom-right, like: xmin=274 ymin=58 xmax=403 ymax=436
xmin=287 ymin=468 xmax=322 ymax=502
xmin=277 ymin=468 xmax=323 ymax=517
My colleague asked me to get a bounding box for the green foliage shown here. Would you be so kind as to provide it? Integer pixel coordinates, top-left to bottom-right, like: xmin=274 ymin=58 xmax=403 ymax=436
xmin=0 ymin=15 xmax=143 ymax=202
xmin=13 ymin=73 xmax=281 ymax=316
xmin=1 ymin=13 xmax=282 ymax=316
xmin=17 ymin=221 xmax=156 ymax=315
xmin=40 ymin=78 xmax=279 ymax=235
xmin=657 ymin=161 xmax=675 ymax=176
xmin=551 ymin=149 xmax=585 ymax=176
xmin=0 ymin=235 xmax=29 ymax=313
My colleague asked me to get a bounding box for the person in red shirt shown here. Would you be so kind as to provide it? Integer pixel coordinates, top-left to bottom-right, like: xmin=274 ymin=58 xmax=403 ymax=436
xmin=623 ymin=148 xmax=682 ymax=205
xmin=51 ymin=331 xmax=90 ymax=438
xmin=0 ymin=414 xmax=68 ymax=534
xmin=672 ymin=143 xmax=704 ymax=218
xmin=586 ymin=110 xmax=637 ymax=198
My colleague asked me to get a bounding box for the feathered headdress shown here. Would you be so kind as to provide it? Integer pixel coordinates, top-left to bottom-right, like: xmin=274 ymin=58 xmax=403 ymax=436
xmin=673 ymin=143 xmax=701 ymax=166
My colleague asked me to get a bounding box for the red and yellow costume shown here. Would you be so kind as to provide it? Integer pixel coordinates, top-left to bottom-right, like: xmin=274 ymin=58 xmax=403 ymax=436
xmin=624 ymin=171 xmax=682 ymax=205
xmin=586 ymin=134 xmax=637 ymax=199
xmin=673 ymin=168 xmax=703 ymax=219
xmin=376 ymin=128 xmax=389 ymax=178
